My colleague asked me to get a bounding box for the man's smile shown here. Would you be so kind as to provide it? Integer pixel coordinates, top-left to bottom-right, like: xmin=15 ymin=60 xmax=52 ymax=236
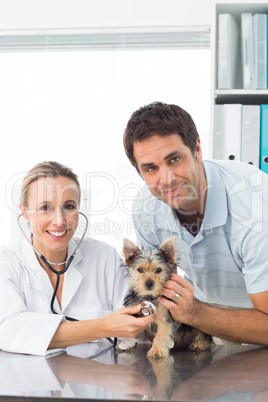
xmin=161 ymin=184 xmax=184 ymax=197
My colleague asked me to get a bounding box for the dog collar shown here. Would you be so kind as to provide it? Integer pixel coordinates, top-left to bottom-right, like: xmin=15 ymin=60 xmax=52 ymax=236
xmin=142 ymin=295 xmax=157 ymax=301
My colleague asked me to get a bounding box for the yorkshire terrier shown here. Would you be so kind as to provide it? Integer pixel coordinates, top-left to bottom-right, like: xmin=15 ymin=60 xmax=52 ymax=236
xmin=117 ymin=237 xmax=212 ymax=358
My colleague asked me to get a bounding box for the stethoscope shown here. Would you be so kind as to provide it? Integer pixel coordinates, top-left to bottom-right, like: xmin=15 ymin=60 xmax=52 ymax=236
xmin=17 ymin=212 xmax=117 ymax=347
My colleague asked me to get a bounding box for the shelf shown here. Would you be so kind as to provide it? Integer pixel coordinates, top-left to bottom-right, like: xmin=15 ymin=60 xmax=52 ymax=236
xmin=214 ymin=89 xmax=268 ymax=105
xmin=216 ymin=3 xmax=268 ymax=21
xmin=209 ymin=1 xmax=268 ymax=159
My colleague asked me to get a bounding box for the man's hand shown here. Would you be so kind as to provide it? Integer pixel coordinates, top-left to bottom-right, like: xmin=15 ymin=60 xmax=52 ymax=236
xmin=159 ymin=273 xmax=199 ymax=325
xmin=158 ymin=274 xmax=268 ymax=347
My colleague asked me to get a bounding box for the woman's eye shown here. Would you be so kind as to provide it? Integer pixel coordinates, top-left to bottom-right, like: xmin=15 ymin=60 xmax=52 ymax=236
xmin=155 ymin=268 xmax=162 ymax=274
xmin=137 ymin=267 xmax=144 ymax=273
xmin=40 ymin=204 xmax=51 ymax=211
xmin=64 ymin=204 xmax=76 ymax=211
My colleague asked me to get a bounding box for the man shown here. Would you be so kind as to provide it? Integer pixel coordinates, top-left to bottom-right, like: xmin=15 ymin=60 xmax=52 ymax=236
xmin=123 ymin=101 xmax=268 ymax=346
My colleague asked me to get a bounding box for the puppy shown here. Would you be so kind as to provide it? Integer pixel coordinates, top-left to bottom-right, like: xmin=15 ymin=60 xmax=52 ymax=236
xmin=117 ymin=237 xmax=212 ymax=358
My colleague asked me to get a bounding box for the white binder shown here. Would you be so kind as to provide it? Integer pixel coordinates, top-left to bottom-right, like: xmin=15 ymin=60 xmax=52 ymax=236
xmin=223 ymin=104 xmax=242 ymax=161
xmin=241 ymin=105 xmax=260 ymax=167
xmin=253 ymin=14 xmax=267 ymax=89
xmin=213 ymin=104 xmax=242 ymax=162
xmin=218 ymin=14 xmax=239 ymax=89
xmin=241 ymin=13 xmax=255 ymax=89
xmin=213 ymin=105 xmax=224 ymax=159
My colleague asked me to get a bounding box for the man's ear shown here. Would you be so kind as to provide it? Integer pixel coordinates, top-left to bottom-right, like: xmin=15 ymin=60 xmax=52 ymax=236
xmin=195 ymin=138 xmax=202 ymax=161
xmin=20 ymin=203 xmax=29 ymax=221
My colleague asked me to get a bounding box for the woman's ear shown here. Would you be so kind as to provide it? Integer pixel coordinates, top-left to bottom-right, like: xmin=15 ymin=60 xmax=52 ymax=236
xmin=20 ymin=203 xmax=29 ymax=221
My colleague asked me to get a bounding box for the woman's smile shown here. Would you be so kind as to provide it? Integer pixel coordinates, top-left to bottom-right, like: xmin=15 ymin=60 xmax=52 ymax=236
xmin=46 ymin=229 xmax=69 ymax=238
xmin=21 ymin=176 xmax=80 ymax=263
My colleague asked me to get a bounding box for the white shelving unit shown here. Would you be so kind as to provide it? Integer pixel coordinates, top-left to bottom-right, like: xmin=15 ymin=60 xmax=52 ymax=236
xmin=209 ymin=0 xmax=268 ymax=158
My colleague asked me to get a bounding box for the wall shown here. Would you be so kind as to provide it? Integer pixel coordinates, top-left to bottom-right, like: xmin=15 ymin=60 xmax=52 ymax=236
xmin=0 ymin=0 xmax=212 ymax=31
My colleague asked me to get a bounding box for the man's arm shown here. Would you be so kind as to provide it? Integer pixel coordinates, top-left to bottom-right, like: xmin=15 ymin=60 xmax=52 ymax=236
xmin=159 ymin=274 xmax=268 ymax=346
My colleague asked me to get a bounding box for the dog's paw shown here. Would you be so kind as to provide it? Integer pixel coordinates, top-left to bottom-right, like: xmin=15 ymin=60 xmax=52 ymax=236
xmin=188 ymin=339 xmax=211 ymax=352
xmin=147 ymin=345 xmax=170 ymax=359
xmin=116 ymin=337 xmax=138 ymax=352
xmin=147 ymin=355 xmax=174 ymax=365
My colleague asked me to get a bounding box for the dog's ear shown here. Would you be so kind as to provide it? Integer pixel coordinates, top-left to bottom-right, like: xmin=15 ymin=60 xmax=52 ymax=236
xmin=159 ymin=237 xmax=177 ymax=265
xmin=123 ymin=238 xmax=142 ymax=266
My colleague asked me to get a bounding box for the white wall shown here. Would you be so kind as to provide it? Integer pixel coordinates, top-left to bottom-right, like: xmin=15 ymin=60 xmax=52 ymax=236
xmin=0 ymin=0 xmax=212 ymax=31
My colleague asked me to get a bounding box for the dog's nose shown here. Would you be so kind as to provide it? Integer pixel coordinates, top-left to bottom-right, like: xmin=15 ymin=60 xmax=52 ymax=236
xmin=145 ymin=279 xmax=154 ymax=289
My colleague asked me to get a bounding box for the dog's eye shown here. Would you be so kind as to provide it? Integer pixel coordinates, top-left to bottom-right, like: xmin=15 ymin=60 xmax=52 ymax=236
xmin=155 ymin=268 xmax=162 ymax=274
xmin=137 ymin=267 xmax=144 ymax=273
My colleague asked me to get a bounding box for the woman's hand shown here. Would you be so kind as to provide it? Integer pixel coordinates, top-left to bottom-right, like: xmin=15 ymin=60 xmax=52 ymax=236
xmin=103 ymin=304 xmax=154 ymax=338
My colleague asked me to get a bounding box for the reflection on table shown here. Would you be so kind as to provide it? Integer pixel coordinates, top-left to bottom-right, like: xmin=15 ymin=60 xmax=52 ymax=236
xmin=0 ymin=341 xmax=267 ymax=401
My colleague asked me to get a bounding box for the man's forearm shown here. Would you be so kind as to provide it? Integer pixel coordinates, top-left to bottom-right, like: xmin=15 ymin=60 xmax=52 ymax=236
xmin=191 ymin=301 xmax=268 ymax=346
xmin=160 ymin=274 xmax=268 ymax=346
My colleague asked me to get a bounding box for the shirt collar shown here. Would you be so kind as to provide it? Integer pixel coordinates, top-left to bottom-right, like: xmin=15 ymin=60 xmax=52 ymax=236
xmin=202 ymin=160 xmax=228 ymax=229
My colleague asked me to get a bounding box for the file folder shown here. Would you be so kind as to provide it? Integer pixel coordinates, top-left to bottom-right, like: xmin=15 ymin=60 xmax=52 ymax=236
xmin=241 ymin=13 xmax=254 ymax=89
xmin=218 ymin=14 xmax=239 ymax=89
xmin=260 ymin=105 xmax=268 ymax=173
xmin=241 ymin=105 xmax=260 ymax=167
xmin=253 ymin=14 xmax=267 ymax=89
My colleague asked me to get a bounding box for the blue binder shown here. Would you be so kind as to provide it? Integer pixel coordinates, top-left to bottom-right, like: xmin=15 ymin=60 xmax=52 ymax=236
xmin=260 ymin=105 xmax=268 ymax=173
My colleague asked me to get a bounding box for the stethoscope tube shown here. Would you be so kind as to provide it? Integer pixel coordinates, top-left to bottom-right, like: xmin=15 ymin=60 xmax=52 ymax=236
xmin=17 ymin=212 xmax=117 ymax=347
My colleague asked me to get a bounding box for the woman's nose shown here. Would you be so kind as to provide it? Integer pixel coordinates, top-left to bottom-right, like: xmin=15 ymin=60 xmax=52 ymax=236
xmin=52 ymin=208 xmax=65 ymax=226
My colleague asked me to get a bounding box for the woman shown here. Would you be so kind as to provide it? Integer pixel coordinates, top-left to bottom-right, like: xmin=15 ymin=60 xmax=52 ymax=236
xmin=0 ymin=161 xmax=153 ymax=355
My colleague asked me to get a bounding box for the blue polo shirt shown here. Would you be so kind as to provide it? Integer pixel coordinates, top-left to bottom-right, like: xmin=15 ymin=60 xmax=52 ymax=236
xmin=132 ymin=160 xmax=268 ymax=308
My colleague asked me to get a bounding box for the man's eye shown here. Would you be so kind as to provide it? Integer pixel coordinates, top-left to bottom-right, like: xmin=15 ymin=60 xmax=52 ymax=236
xmin=146 ymin=166 xmax=157 ymax=172
xmin=170 ymin=157 xmax=180 ymax=164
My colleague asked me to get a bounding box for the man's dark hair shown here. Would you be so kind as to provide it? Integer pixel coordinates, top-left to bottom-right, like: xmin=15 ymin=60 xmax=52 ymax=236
xmin=123 ymin=101 xmax=199 ymax=171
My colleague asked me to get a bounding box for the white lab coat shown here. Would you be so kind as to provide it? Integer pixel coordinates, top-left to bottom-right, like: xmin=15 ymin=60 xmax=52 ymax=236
xmin=0 ymin=237 xmax=128 ymax=356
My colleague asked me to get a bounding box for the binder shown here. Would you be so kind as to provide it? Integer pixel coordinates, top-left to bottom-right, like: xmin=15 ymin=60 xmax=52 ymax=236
xmin=241 ymin=105 xmax=260 ymax=167
xmin=213 ymin=105 xmax=224 ymax=159
xmin=218 ymin=14 xmax=239 ymax=89
xmin=252 ymin=14 xmax=267 ymax=89
xmin=260 ymin=105 xmax=268 ymax=174
xmin=213 ymin=104 xmax=242 ymax=162
xmin=223 ymin=104 xmax=242 ymax=162
xmin=241 ymin=13 xmax=254 ymax=89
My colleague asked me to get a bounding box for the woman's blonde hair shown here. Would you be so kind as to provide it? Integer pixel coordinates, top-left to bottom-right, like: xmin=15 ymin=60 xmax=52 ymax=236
xmin=20 ymin=161 xmax=81 ymax=207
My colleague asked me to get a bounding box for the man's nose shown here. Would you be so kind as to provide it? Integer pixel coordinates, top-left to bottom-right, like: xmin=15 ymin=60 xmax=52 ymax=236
xmin=159 ymin=167 xmax=175 ymax=186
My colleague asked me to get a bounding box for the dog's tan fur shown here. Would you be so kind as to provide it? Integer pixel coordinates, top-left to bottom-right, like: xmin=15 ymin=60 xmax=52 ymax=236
xmin=117 ymin=238 xmax=212 ymax=358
